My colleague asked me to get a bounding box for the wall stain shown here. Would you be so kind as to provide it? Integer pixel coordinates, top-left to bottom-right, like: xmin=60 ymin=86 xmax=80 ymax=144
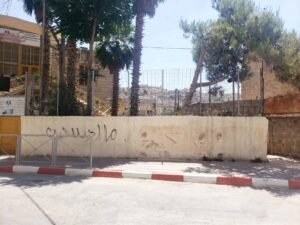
xmin=199 ymin=133 xmax=206 ymax=141
xmin=145 ymin=140 xmax=160 ymax=149
xmin=139 ymin=152 xmax=147 ymax=157
xmin=216 ymin=133 xmax=222 ymax=141
xmin=165 ymin=135 xmax=176 ymax=144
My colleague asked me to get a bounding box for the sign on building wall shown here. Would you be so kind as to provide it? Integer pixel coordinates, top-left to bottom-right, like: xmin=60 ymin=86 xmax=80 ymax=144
xmin=0 ymin=28 xmax=40 ymax=47
xmin=0 ymin=97 xmax=25 ymax=116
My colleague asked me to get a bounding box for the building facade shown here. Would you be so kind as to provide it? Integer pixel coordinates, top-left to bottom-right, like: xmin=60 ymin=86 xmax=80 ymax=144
xmin=0 ymin=15 xmax=114 ymax=112
xmin=0 ymin=15 xmax=42 ymax=77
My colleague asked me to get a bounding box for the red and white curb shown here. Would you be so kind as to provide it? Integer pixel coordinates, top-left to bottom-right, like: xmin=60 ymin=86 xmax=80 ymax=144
xmin=1 ymin=165 xmax=300 ymax=189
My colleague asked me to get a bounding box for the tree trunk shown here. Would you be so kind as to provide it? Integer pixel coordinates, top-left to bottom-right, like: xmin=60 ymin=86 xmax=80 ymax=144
xmin=67 ymin=38 xmax=76 ymax=95
xmin=111 ymin=69 xmax=120 ymax=116
xmin=130 ymin=2 xmax=145 ymax=116
xmin=181 ymin=48 xmax=206 ymax=115
xmin=86 ymin=18 xmax=97 ymax=116
xmin=40 ymin=1 xmax=50 ymax=114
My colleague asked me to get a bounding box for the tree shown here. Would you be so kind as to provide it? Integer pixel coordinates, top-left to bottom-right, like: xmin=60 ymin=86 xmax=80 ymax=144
xmin=246 ymin=10 xmax=299 ymax=89
xmin=66 ymin=38 xmax=76 ymax=98
xmin=130 ymin=0 xmax=165 ymax=116
xmin=49 ymin=0 xmax=135 ymax=115
xmin=81 ymin=0 xmax=134 ymax=115
xmin=181 ymin=0 xmax=299 ymax=115
xmin=271 ymin=31 xmax=300 ymax=89
xmin=96 ymin=38 xmax=133 ymax=116
xmin=22 ymin=0 xmax=50 ymax=114
xmin=180 ymin=20 xmax=210 ymax=114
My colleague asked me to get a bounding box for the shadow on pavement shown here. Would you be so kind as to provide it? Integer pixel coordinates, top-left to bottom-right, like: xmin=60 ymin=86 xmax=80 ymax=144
xmin=0 ymin=173 xmax=88 ymax=188
xmin=183 ymin=156 xmax=300 ymax=180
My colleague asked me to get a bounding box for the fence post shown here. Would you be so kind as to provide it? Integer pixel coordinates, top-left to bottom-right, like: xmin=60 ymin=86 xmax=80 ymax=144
xmin=89 ymin=138 xmax=93 ymax=169
xmin=199 ymin=72 xmax=202 ymax=116
xmin=51 ymin=135 xmax=57 ymax=167
xmin=24 ymin=72 xmax=29 ymax=115
xmin=15 ymin=135 xmax=21 ymax=165
xmin=260 ymin=60 xmax=265 ymax=115
xmin=161 ymin=69 xmax=164 ymax=115
xmin=237 ymin=72 xmax=240 ymax=116
xmin=208 ymin=85 xmax=211 ymax=116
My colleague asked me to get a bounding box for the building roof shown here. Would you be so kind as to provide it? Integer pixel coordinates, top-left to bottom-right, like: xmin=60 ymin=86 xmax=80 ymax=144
xmin=0 ymin=15 xmax=41 ymax=35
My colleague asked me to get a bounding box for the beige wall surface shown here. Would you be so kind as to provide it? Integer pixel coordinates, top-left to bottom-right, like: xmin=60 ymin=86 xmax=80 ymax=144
xmin=242 ymin=61 xmax=299 ymax=100
xmin=21 ymin=116 xmax=268 ymax=161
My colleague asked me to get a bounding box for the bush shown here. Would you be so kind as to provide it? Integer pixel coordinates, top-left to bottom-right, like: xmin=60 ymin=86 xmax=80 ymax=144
xmin=47 ymin=82 xmax=85 ymax=116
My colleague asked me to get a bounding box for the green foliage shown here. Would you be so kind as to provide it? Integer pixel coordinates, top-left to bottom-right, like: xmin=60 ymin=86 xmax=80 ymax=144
xmin=47 ymin=83 xmax=85 ymax=116
xmin=246 ymin=9 xmax=284 ymax=62
xmin=22 ymin=0 xmax=43 ymax=23
xmin=133 ymin=0 xmax=166 ymax=18
xmin=209 ymin=85 xmax=225 ymax=97
xmin=96 ymin=38 xmax=133 ymax=74
xmin=182 ymin=0 xmax=300 ymax=89
xmin=49 ymin=0 xmax=135 ymax=43
xmin=272 ymin=32 xmax=300 ymax=88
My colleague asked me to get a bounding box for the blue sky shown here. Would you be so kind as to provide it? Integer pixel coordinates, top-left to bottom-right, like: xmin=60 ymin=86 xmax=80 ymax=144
xmin=3 ymin=0 xmax=300 ymax=71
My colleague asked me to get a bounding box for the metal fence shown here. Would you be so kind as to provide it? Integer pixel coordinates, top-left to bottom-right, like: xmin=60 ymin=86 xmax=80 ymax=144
xmin=0 ymin=134 xmax=94 ymax=168
xmin=119 ymin=68 xmax=256 ymax=116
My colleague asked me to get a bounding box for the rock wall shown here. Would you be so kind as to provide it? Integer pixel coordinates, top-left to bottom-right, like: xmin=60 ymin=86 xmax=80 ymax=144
xmin=242 ymin=61 xmax=299 ymax=100
xmin=268 ymin=117 xmax=300 ymax=159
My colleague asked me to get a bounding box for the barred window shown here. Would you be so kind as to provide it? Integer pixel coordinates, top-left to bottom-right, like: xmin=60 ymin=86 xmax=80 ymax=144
xmin=21 ymin=45 xmax=40 ymax=66
xmin=0 ymin=42 xmax=19 ymax=75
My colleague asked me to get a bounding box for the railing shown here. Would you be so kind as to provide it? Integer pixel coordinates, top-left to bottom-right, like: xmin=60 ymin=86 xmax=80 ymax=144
xmin=0 ymin=134 xmax=94 ymax=168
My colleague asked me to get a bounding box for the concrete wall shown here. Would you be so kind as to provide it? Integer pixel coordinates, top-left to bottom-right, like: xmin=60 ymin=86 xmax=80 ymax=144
xmin=20 ymin=116 xmax=268 ymax=161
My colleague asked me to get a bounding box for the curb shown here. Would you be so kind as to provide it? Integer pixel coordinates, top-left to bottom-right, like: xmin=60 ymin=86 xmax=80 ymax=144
xmin=1 ymin=165 xmax=300 ymax=190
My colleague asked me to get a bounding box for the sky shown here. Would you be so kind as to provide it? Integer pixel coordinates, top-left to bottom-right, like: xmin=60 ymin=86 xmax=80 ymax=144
xmin=2 ymin=0 xmax=299 ymax=71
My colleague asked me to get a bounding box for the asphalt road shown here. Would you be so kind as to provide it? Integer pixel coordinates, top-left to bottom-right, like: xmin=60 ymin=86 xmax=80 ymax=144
xmin=0 ymin=174 xmax=300 ymax=225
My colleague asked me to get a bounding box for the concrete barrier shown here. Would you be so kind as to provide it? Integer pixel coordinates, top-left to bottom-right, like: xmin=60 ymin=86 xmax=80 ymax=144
xmin=21 ymin=116 xmax=268 ymax=161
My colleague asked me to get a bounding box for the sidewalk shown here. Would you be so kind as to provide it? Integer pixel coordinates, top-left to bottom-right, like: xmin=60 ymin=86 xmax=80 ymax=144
xmin=1 ymin=155 xmax=300 ymax=189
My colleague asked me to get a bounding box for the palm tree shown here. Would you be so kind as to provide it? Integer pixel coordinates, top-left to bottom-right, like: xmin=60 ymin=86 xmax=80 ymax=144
xmin=130 ymin=0 xmax=165 ymax=116
xmin=22 ymin=0 xmax=50 ymax=114
xmin=66 ymin=38 xmax=76 ymax=96
xmin=96 ymin=39 xmax=133 ymax=116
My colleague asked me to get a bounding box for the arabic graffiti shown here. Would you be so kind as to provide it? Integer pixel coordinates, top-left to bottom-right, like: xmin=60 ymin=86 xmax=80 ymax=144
xmin=46 ymin=124 xmax=117 ymax=142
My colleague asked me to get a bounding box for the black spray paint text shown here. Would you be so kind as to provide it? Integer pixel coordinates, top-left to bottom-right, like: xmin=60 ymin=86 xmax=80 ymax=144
xmin=46 ymin=124 xmax=117 ymax=142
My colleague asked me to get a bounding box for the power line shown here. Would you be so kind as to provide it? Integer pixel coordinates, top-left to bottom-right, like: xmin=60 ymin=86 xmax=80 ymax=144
xmin=144 ymin=46 xmax=192 ymax=50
